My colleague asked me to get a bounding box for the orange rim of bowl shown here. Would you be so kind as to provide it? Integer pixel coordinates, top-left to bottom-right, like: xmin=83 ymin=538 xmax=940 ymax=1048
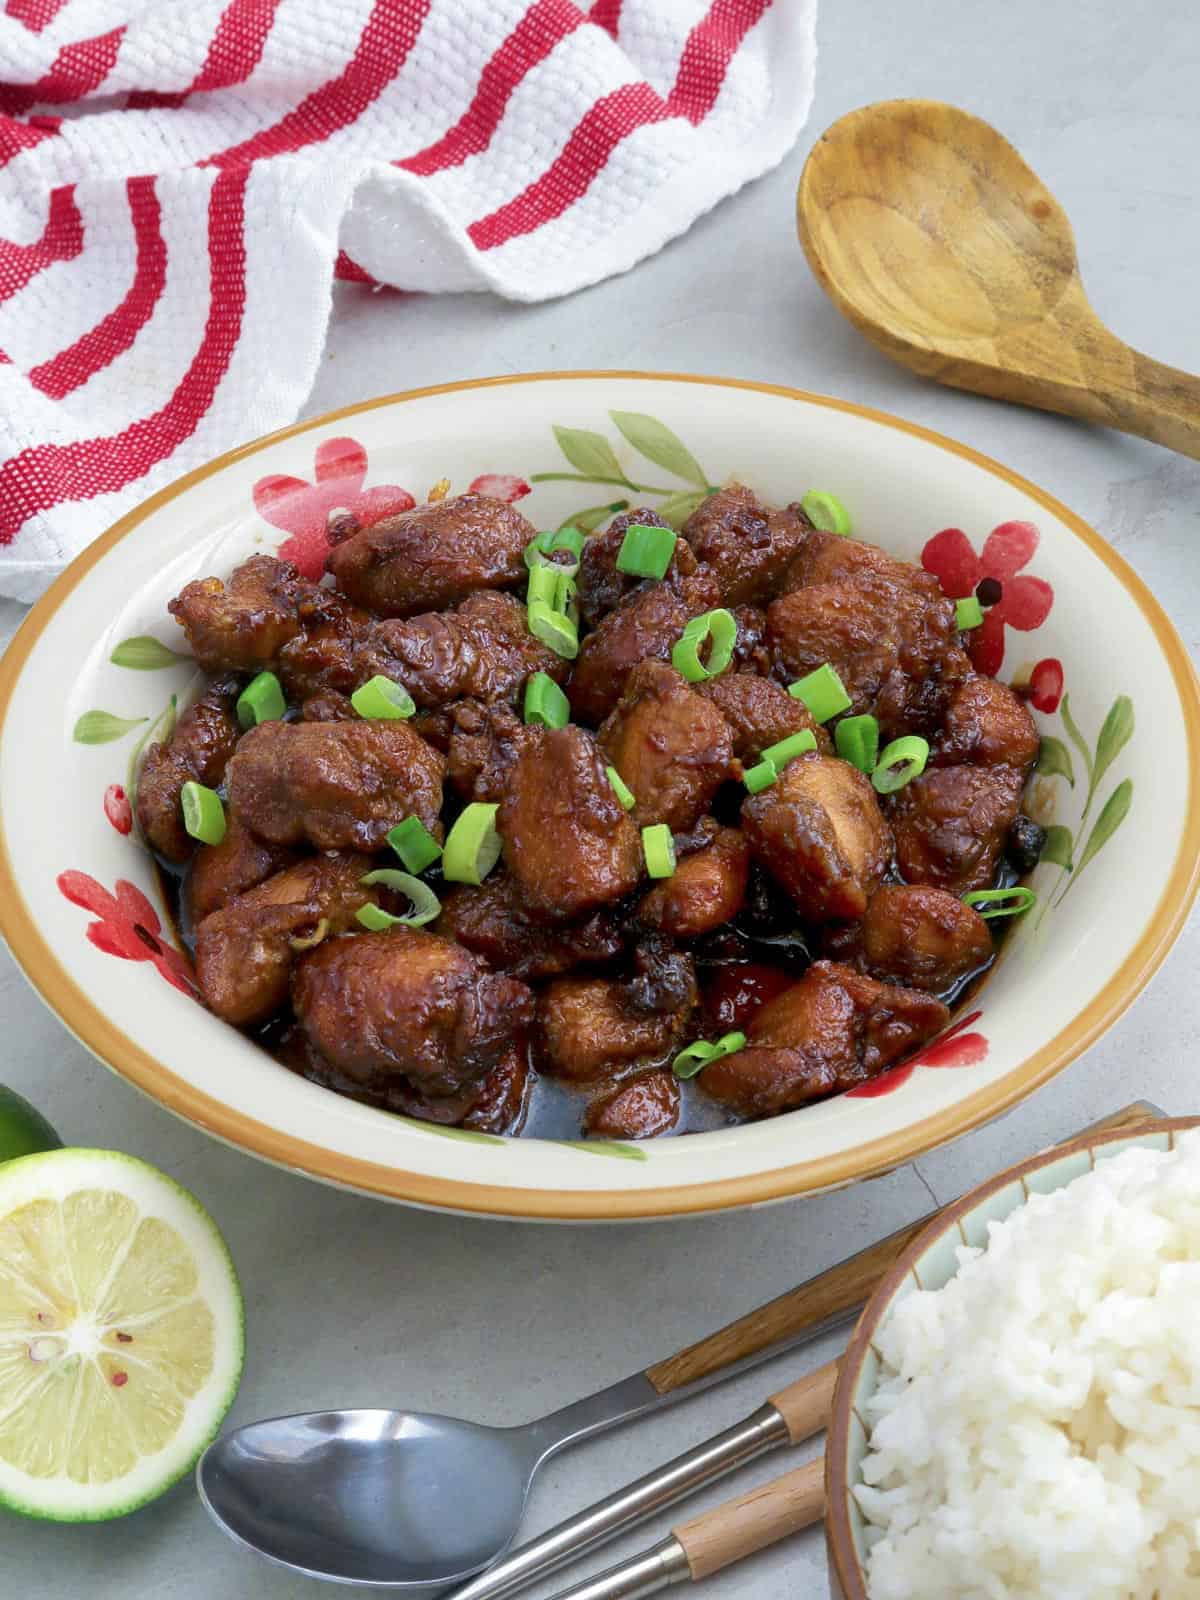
xmin=824 ymin=1115 xmax=1200 ymax=1598
xmin=0 ymin=371 xmax=1197 ymax=1219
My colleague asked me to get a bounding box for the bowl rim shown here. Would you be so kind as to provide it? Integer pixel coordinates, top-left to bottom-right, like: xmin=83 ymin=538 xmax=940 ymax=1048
xmin=1 ymin=369 xmax=1197 ymax=1219
xmin=824 ymin=1114 xmax=1200 ymax=1597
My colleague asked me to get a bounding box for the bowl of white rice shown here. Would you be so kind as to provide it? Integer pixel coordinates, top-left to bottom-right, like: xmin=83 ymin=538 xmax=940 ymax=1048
xmin=826 ymin=1118 xmax=1200 ymax=1600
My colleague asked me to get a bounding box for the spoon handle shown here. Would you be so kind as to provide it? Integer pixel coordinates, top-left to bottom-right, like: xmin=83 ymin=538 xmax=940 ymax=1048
xmin=1071 ymin=333 xmax=1200 ymax=461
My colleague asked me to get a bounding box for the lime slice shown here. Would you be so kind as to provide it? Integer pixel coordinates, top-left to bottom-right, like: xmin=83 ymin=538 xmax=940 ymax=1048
xmin=0 ymin=1148 xmax=243 ymax=1520
xmin=0 ymin=1086 xmax=60 ymax=1163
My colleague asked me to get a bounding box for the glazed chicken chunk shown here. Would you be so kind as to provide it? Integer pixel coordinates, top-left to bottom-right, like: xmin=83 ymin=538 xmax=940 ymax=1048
xmin=186 ymin=816 xmax=296 ymax=925
xmin=134 ymin=676 xmax=241 ymax=863
xmin=437 ymin=873 xmax=622 ymax=980
xmin=598 ymin=660 xmax=734 ymax=832
xmin=860 ymin=885 xmax=993 ymax=993
xmin=277 ymin=587 xmax=374 ymax=703
xmin=584 ymin=1070 xmax=681 ymax=1140
xmin=226 ymin=718 xmax=444 ymax=850
xmin=698 ymin=671 xmax=831 ymax=764
xmin=889 ymin=764 xmax=1026 ymax=895
xmin=933 ymin=674 xmax=1040 ymax=771
xmin=639 ymin=825 xmax=751 ymax=938
xmin=538 ymin=942 xmax=697 ymax=1081
xmin=168 ymin=554 xmax=303 ymax=672
xmin=682 ymin=485 xmax=813 ymax=605
xmin=445 ymin=701 xmax=540 ymax=803
xmin=577 ymin=507 xmax=697 ymax=628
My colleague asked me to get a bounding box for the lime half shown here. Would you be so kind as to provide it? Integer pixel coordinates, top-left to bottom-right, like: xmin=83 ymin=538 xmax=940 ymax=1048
xmin=0 ymin=1086 xmax=60 ymax=1163
xmin=0 ymin=1148 xmax=243 ymax=1520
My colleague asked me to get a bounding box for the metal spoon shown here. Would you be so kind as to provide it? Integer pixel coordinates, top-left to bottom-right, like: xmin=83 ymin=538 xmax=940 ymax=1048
xmin=797 ymin=99 xmax=1200 ymax=459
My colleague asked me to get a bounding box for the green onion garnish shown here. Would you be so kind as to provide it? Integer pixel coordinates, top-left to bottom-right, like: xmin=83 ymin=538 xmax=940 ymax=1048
xmin=527 ymin=564 xmax=560 ymax=608
xmin=760 ymin=729 xmax=817 ymax=770
xmin=672 ymin=1030 xmax=747 ymax=1080
xmin=642 ymin=823 xmax=676 ymax=879
xmin=606 ymin=766 xmax=636 ymax=810
xmin=871 ymin=735 xmax=930 ymax=794
xmin=236 ymin=669 xmax=286 ymax=730
xmin=387 ymin=816 xmax=443 ymax=874
xmin=956 ymin=595 xmax=984 ymax=631
xmin=557 ymin=570 xmax=580 ymax=627
xmin=351 ymin=675 xmax=416 ymax=720
xmin=743 ymin=758 xmax=779 ymax=794
xmin=527 ymin=600 xmax=579 ymax=660
xmin=357 ymin=869 xmax=441 ymax=930
xmin=788 ymin=663 xmax=851 ymax=723
xmin=443 ymin=802 xmax=503 ymax=885
xmin=835 ymin=713 xmax=879 ymax=774
xmin=615 ymin=523 xmax=677 ymax=580
xmin=800 ymin=489 xmax=851 ymax=536
xmin=961 ymin=886 xmax=1038 ymax=921
xmin=671 ymin=608 xmax=737 ymax=683
xmin=524 ymin=671 xmax=570 ymax=729
xmin=180 ymin=781 xmax=226 ymax=846
xmin=524 ymin=527 xmax=585 ymax=576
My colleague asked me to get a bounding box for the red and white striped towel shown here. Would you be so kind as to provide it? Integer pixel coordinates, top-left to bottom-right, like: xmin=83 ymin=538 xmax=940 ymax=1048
xmin=0 ymin=0 xmax=816 ymax=601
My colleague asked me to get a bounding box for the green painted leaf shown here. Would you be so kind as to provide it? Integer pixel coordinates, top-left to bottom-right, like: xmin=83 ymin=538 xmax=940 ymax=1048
xmin=73 ymin=710 xmax=148 ymax=745
xmin=1040 ymin=824 xmax=1075 ymax=869
xmin=1092 ymin=695 xmax=1134 ymax=791
xmin=110 ymin=635 xmax=189 ymax=671
xmin=1059 ymin=694 xmax=1094 ymax=788
xmin=552 ymin=425 xmax=625 ymax=481
xmin=609 ymin=411 xmax=707 ymax=487
xmin=654 ymin=489 xmax=708 ymax=529
xmin=1074 ymin=779 xmax=1133 ymax=879
xmin=397 ymin=1117 xmax=504 ymax=1146
xmin=564 ymin=500 xmax=628 ymax=533
xmin=1035 ymin=736 xmax=1075 ymax=787
xmin=556 ymin=1139 xmax=648 ymax=1162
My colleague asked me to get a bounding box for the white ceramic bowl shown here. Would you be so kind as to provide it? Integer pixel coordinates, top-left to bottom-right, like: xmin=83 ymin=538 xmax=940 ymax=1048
xmin=0 ymin=373 xmax=1196 ymax=1219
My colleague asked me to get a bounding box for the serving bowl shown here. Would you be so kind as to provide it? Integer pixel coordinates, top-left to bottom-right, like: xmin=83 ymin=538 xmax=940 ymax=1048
xmin=824 ymin=1115 xmax=1200 ymax=1596
xmin=0 ymin=372 xmax=1196 ymax=1220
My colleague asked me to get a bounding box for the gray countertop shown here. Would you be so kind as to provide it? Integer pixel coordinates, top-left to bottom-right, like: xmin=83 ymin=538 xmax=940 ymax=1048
xmin=3 ymin=1 xmax=1199 ymax=1595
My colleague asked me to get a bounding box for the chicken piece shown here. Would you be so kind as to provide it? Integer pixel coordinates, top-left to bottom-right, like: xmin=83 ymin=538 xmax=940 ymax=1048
xmin=277 ymin=587 xmax=374 ymax=702
xmin=934 ymin=674 xmax=1040 ymax=772
xmin=538 ymin=941 xmax=697 ymax=1081
xmin=597 ymin=661 xmax=733 ymax=832
xmin=135 ymin=676 xmax=241 ymax=863
xmin=357 ymin=590 xmax=567 ymax=711
xmin=860 ymin=885 xmax=993 ymax=993
xmin=293 ymin=928 xmax=534 ymax=1099
xmin=889 ymin=764 xmax=1027 ymax=895
xmin=327 ymin=493 xmax=535 ymax=617
xmin=577 ymin=508 xmax=697 ymax=629
xmin=226 ymin=718 xmax=444 ymax=850
xmin=729 ymin=605 xmax=771 ymax=673
xmin=682 ymin=485 xmax=812 ymax=605
xmin=702 ymin=962 xmax=797 ymax=1036
xmin=276 ymin=1020 xmax=483 ymax=1126
xmin=461 ymin=1046 xmax=531 ymax=1134
xmin=186 ymin=816 xmax=296 ymax=925
xmin=446 ymin=701 xmax=540 ymax=803
xmin=498 ymin=725 xmax=642 ymax=922
xmin=781 ymin=529 xmax=930 ymax=594
xmin=194 ymin=852 xmax=372 ymax=1026
xmin=639 ymin=826 xmax=750 ymax=938
xmin=872 ymin=648 xmax=974 ymax=744
xmin=569 ymin=568 xmax=722 ymax=726
xmin=741 ymin=755 xmax=892 ymax=922
xmin=698 ymin=671 xmax=832 ymax=763
xmin=585 ymin=1070 xmax=680 ymax=1139
xmin=301 ymin=691 xmax=358 ymax=722
xmin=701 ymin=961 xmax=948 ymax=1115
xmin=168 ymin=554 xmax=304 ymax=672
xmin=437 ymin=873 xmax=623 ymax=979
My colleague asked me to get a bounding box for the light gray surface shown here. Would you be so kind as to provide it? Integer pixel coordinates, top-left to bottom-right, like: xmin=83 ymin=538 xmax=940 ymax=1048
xmin=2 ymin=2 xmax=1199 ymax=1595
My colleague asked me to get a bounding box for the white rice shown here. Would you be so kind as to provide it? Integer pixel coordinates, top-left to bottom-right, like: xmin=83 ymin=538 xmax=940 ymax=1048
xmin=855 ymin=1132 xmax=1200 ymax=1600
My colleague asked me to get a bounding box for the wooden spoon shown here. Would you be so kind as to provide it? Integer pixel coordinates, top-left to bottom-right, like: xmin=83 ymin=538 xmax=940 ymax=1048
xmin=797 ymin=99 xmax=1200 ymax=458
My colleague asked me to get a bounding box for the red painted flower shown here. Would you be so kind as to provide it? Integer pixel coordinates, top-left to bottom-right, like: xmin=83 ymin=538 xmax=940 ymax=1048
xmin=56 ymin=871 xmax=196 ymax=997
xmin=253 ymin=437 xmax=415 ymax=581
xmin=846 ymin=1011 xmax=987 ymax=1098
xmin=103 ymin=784 xmax=132 ymax=836
xmin=921 ymin=522 xmax=1053 ymax=676
xmin=466 ymin=473 xmax=531 ymax=503
xmin=1027 ymin=658 xmax=1064 ymax=713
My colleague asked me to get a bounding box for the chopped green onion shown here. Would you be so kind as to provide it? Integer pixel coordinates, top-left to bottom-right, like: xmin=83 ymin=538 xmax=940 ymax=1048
xmin=788 ymin=663 xmax=851 ymax=723
xmin=801 ymin=490 xmax=851 ymax=536
xmin=387 ymin=816 xmax=443 ymax=874
xmin=524 ymin=671 xmax=570 ymax=729
xmin=760 ymin=729 xmax=817 ymax=770
xmin=351 ymin=675 xmax=416 ymax=720
xmin=671 ymin=608 xmax=737 ymax=683
xmin=615 ymin=523 xmax=677 ymax=580
xmin=835 ymin=713 xmax=880 ymax=774
xmin=956 ymin=595 xmax=984 ymax=631
xmin=527 ymin=600 xmax=579 ymax=660
xmin=556 ymin=571 xmax=580 ymax=627
xmin=606 ymin=766 xmax=636 ymax=810
xmin=871 ymin=735 xmax=930 ymax=794
xmin=743 ymin=758 xmax=778 ymax=794
xmin=672 ymin=1030 xmax=747 ymax=1079
xmin=527 ymin=564 xmax=560 ymax=608
xmin=180 ymin=781 xmax=226 ymax=846
xmin=525 ymin=527 xmax=585 ymax=575
xmin=443 ymin=802 xmax=502 ymax=885
xmin=642 ymin=823 xmax=676 ymax=879
xmin=962 ymin=886 xmax=1038 ymax=921
xmin=357 ymin=869 xmax=441 ymax=929
xmin=236 ymin=670 xmax=286 ymax=730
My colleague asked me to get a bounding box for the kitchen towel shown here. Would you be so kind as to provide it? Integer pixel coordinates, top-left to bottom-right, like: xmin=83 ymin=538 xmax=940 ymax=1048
xmin=0 ymin=0 xmax=817 ymax=601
